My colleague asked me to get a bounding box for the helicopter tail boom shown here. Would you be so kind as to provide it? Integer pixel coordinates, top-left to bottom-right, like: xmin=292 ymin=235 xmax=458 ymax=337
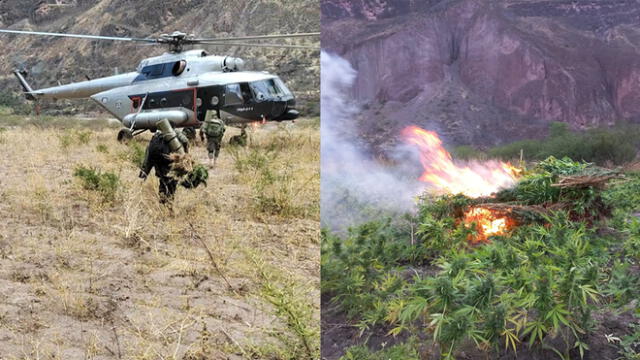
xmin=13 ymin=70 xmax=36 ymax=100
xmin=13 ymin=71 xmax=139 ymax=100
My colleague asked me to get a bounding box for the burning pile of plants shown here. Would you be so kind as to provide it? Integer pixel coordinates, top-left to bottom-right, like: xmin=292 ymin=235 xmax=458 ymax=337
xmin=451 ymin=156 xmax=622 ymax=243
xmin=322 ymin=127 xmax=640 ymax=360
xmin=403 ymin=126 xmax=622 ymax=243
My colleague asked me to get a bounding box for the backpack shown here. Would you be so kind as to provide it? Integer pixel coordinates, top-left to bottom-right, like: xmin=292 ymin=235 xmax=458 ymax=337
xmin=204 ymin=120 xmax=225 ymax=137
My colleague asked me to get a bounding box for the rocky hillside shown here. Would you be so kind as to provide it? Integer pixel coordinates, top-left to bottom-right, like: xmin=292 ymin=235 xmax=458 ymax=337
xmin=322 ymin=0 xmax=640 ymax=147
xmin=0 ymin=0 xmax=319 ymax=115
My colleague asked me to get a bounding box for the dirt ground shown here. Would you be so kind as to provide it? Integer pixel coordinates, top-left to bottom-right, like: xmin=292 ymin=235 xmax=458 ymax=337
xmin=0 ymin=119 xmax=320 ymax=359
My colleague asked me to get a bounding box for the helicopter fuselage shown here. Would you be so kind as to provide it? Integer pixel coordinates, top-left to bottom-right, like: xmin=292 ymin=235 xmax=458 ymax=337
xmin=17 ymin=49 xmax=299 ymax=130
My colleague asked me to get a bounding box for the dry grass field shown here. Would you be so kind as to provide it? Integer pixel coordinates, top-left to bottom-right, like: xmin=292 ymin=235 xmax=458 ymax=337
xmin=0 ymin=115 xmax=320 ymax=359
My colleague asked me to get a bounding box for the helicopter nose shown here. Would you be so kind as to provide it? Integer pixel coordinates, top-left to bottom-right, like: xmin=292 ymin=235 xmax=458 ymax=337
xmin=275 ymin=108 xmax=299 ymax=121
xmin=270 ymin=100 xmax=287 ymax=118
xmin=284 ymin=109 xmax=299 ymax=120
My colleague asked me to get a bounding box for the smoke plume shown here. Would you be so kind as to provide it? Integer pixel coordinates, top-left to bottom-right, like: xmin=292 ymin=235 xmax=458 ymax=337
xmin=321 ymin=51 xmax=423 ymax=230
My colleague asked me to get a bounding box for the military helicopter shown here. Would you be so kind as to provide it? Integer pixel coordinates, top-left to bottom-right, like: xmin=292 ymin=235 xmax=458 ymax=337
xmin=0 ymin=29 xmax=319 ymax=141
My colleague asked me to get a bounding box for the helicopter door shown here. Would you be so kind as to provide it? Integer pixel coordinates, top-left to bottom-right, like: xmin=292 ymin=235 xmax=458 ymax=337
xmin=240 ymin=83 xmax=253 ymax=103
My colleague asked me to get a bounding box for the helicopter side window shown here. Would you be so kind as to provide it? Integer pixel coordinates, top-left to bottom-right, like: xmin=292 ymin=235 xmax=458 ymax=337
xmin=225 ymin=84 xmax=243 ymax=106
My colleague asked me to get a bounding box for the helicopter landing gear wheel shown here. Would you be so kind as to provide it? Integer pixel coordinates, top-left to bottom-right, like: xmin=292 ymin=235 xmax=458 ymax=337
xmin=117 ymin=128 xmax=134 ymax=143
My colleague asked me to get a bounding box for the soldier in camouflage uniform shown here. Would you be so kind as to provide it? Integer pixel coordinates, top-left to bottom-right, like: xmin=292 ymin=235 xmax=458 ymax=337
xmin=139 ymin=130 xmax=189 ymax=203
xmin=229 ymin=127 xmax=248 ymax=147
xmin=201 ymin=116 xmax=226 ymax=167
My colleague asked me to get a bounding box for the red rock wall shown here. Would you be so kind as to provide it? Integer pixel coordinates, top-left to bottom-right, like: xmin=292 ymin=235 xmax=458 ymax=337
xmin=322 ymin=0 xmax=640 ymax=146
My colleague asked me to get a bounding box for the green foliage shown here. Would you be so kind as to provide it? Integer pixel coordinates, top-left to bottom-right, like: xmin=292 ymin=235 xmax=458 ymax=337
xmin=603 ymin=173 xmax=640 ymax=213
xmin=252 ymin=163 xmax=297 ymax=216
xmin=57 ymin=130 xmax=94 ymax=149
xmin=180 ymin=164 xmax=209 ymax=189
xmin=618 ymin=320 xmax=640 ymax=360
xmin=130 ymin=142 xmax=146 ymax=168
xmin=391 ymin=215 xmax=602 ymax=357
xmin=322 ymin=205 xmax=631 ymax=358
xmin=486 ymin=122 xmax=640 ymax=165
xmin=73 ymin=166 xmax=120 ymax=202
xmin=496 ymin=157 xmax=606 ymax=216
xmin=95 ymin=144 xmax=108 ymax=153
xmin=321 ymin=219 xmax=417 ymax=318
xmin=0 ymin=90 xmax=31 ymax=115
xmin=229 ymin=147 xmax=276 ymax=174
xmin=58 ymin=133 xmax=73 ymax=149
xmin=75 ymin=130 xmax=92 ymax=145
xmin=323 ymin=157 xmax=640 ymax=358
xmin=119 ymin=141 xmax=146 ymax=168
xmin=604 ymin=261 xmax=640 ymax=306
xmin=251 ymin=255 xmax=319 ymax=359
xmin=230 ymin=142 xmax=313 ymax=218
xmin=419 ymin=193 xmax=472 ymax=220
xmin=624 ymin=219 xmax=640 ymax=261
xmin=452 ymin=145 xmax=483 ymax=161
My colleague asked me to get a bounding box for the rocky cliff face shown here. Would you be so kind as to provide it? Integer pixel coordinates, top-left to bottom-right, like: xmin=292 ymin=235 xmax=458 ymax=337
xmin=0 ymin=0 xmax=319 ymax=115
xmin=322 ymin=0 xmax=640 ymax=147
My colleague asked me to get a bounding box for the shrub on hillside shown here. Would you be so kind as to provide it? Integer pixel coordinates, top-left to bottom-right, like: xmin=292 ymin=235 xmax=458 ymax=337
xmin=73 ymin=165 xmax=120 ymax=202
xmin=486 ymin=122 xmax=640 ymax=165
xmin=0 ymin=90 xmax=31 ymax=115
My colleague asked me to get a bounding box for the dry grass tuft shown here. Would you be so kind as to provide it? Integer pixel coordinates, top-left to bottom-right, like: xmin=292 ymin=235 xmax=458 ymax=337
xmin=0 ymin=118 xmax=319 ymax=359
xmin=228 ymin=122 xmax=320 ymax=220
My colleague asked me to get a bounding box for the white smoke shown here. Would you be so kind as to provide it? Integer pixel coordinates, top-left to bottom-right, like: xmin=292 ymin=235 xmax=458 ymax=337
xmin=321 ymin=51 xmax=423 ymax=230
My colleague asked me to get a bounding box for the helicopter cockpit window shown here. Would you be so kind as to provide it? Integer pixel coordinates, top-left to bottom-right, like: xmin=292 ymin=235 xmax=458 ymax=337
xmin=249 ymin=79 xmax=285 ymax=101
xmin=137 ymin=63 xmax=174 ymax=81
xmin=225 ymin=84 xmax=243 ymax=106
xmin=274 ymin=77 xmax=293 ymax=97
xmin=150 ymin=64 xmax=164 ymax=76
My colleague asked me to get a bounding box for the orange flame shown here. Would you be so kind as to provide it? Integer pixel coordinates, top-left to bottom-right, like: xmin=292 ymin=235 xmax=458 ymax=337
xmin=463 ymin=207 xmax=516 ymax=243
xmin=402 ymin=126 xmax=519 ymax=197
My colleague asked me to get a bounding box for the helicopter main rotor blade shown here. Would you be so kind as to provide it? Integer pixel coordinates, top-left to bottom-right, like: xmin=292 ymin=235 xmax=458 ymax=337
xmin=192 ymin=32 xmax=320 ymax=42
xmin=197 ymin=41 xmax=319 ymax=49
xmin=0 ymin=29 xmax=156 ymax=43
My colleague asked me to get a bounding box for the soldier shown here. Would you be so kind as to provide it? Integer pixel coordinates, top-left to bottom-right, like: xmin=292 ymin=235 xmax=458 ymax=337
xmin=229 ymin=127 xmax=248 ymax=147
xmin=139 ymin=130 xmax=189 ymax=203
xmin=182 ymin=126 xmax=197 ymax=142
xmin=201 ymin=116 xmax=226 ymax=167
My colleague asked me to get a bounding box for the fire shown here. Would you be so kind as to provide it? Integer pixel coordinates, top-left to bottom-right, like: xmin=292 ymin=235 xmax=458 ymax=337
xmin=463 ymin=207 xmax=515 ymax=243
xmin=402 ymin=126 xmax=519 ymax=197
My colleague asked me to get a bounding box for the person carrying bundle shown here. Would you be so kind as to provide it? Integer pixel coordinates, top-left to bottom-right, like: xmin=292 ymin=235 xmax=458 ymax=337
xmin=139 ymin=129 xmax=190 ymax=204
